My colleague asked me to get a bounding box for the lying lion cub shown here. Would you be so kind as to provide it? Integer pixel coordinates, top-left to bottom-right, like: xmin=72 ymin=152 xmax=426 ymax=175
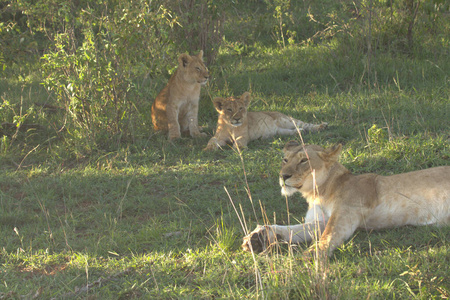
xmin=204 ymin=92 xmax=327 ymax=150
xmin=152 ymin=51 xmax=209 ymax=140
xmin=242 ymin=141 xmax=450 ymax=256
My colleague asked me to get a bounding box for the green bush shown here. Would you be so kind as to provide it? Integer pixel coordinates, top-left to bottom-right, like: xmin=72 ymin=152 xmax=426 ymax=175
xmin=38 ymin=1 xmax=178 ymax=154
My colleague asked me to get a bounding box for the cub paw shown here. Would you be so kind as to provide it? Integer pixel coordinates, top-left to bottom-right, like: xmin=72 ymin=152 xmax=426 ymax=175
xmin=203 ymin=137 xmax=220 ymax=151
xmin=241 ymin=225 xmax=278 ymax=253
xmin=168 ymin=134 xmax=181 ymax=141
xmin=317 ymin=122 xmax=328 ymax=131
xmin=192 ymin=131 xmax=208 ymax=138
xmin=302 ymin=122 xmax=328 ymax=133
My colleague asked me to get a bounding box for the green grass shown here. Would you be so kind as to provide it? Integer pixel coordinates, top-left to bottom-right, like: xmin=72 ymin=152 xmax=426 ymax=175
xmin=1 ymin=11 xmax=450 ymax=300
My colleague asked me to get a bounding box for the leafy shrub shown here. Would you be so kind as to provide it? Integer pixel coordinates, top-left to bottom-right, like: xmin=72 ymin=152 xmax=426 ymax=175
xmin=38 ymin=1 xmax=178 ymax=154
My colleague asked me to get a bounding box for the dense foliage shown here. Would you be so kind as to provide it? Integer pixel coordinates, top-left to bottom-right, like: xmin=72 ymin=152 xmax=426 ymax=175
xmin=1 ymin=0 xmax=448 ymax=156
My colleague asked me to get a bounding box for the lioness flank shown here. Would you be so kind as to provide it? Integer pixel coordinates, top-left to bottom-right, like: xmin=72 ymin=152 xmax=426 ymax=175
xmin=242 ymin=141 xmax=450 ymax=257
xmin=204 ymin=92 xmax=327 ymax=150
xmin=151 ymin=51 xmax=209 ymax=140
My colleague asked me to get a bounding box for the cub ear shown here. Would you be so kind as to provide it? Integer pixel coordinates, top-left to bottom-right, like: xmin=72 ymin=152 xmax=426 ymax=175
xmin=319 ymin=144 xmax=342 ymax=162
xmin=178 ymin=53 xmax=192 ymax=67
xmin=197 ymin=50 xmax=204 ymax=60
xmin=241 ymin=92 xmax=251 ymax=107
xmin=212 ymin=97 xmax=225 ymax=112
xmin=283 ymin=141 xmax=301 ymax=155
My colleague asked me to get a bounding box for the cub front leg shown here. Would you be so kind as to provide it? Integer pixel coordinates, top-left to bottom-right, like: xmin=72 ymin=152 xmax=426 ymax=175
xmin=232 ymin=135 xmax=249 ymax=150
xmin=166 ymin=105 xmax=182 ymax=140
xmin=186 ymin=102 xmax=206 ymax=138
xmin=187 ymin=116 xmax=207 ymax=138
xmin=296 ymin=120 xmax=328 ymax=133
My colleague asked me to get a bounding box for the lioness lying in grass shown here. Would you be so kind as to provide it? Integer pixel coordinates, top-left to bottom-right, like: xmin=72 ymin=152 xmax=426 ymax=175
xmin=242 ymin=141 xmax=450 ymax=257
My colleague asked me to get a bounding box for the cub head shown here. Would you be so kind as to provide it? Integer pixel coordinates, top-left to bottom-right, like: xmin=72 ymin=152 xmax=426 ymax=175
xmin=178 ymin=50 xmax=209 ymax=85
xmin=279 ymin=141 xmax=342 ymax=196
xmin=212 ymin=92 xmax=251 ymax=127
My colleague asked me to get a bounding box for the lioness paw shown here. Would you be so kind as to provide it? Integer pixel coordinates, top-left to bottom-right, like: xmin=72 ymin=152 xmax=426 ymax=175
xmin=242 ymin=225 xmax=279 ymax=253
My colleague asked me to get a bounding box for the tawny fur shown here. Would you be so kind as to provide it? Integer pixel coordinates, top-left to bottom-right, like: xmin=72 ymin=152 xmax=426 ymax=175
xmin=151 ymin=51 xmax=209 ymax=140
xmin=242 ymin=141 xmax=450 ymax=256
xmin=204 ymin=92 xmax=327 ymax=150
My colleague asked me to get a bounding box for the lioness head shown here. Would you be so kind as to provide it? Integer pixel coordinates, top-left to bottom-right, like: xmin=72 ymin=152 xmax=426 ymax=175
xmin=280 ymin=141 xmax=342 ymax=196
xmin=212 ymin=92 xmax=251 ymax=127
xmin=178 ymin=50 xmax=209 ymax=85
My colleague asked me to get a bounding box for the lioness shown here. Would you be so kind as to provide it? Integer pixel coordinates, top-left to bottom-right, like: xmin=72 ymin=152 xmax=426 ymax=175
xmin=151 ymin=51 xmax=209 ymax=140
xmin=242 ymin=141 xmax=450 ymax=257
xmin=204 ymin=92 xmax=327 ymax=150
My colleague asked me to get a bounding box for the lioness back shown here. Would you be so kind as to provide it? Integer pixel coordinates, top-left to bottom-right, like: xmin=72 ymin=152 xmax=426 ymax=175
xmin=367 ymin=166 xmax=450 ymax=228
xmin=151 ymin=51 xmax=209 ymax=140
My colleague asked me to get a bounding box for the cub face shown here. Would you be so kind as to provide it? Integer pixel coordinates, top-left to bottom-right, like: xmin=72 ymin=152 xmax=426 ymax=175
xmin=279 ymin=142 xmax=342 ymax=196
xmin=212 ymin=92 xmax=251 ymax=127
xmin=178 ymin=50 xmax=209 ymax=85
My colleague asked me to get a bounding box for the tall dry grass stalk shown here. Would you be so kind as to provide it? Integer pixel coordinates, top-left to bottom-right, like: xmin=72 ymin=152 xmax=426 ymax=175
xmin=226 ymin=122 xmax=334 ymax=298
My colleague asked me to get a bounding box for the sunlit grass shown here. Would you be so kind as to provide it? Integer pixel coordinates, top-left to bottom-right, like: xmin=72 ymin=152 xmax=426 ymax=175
xmin=1 ymin=16 xmax=449 ymax=300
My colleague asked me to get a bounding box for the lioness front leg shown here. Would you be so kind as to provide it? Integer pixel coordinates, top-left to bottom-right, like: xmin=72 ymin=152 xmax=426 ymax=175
xmin=242 ymin=222 xmax=326 ymax=253
xmin=306 ymin=210 xmax=361 ymax=257
xmin=242 ymin=204 xmax=328 ymax=253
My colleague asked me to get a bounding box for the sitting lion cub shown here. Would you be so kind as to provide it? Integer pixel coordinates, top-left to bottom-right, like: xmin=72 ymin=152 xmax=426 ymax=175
xmin=151 ymin=51 xmax=209 ymax=140
xmin=204 ymin=92 xmax=327 ymax=150
xmin=242 ymin=141 xmax=450 ymax=256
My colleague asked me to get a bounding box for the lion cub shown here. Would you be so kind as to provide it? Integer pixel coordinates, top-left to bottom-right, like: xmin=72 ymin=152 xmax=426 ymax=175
xmin=242 ymin=141 xmax=450 ymax=256
xmin=204 ymin=92 xmax=327 ymax=150
xmin=151 ymin=51 xmax=209 ymax=140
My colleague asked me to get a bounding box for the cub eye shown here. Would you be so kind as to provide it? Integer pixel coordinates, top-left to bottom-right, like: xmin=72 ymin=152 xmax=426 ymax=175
xmin=282 ymin=158 xmax=288 ymax=164
xmin=227 ymin=108 xmax=233 ymax=113
xmin=196 ymin=67 xmax=201 ymax=71
xmin=239 ymin=107 xmax=244 ymax=111
xmin=300 ymin=158 xmax=308 ymax=164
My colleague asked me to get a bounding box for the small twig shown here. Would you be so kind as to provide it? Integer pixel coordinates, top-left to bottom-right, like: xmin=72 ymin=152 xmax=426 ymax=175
xmin=16 ymin=144 xmax=40 ymax=171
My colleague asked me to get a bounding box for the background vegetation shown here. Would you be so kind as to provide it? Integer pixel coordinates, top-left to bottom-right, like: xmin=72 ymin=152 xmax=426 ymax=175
xmin=0 ymin=0 xmax=449 ymax=298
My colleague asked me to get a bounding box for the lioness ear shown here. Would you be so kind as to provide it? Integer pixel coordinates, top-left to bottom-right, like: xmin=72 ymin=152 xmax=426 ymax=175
xmin=197 ymin=50 xmax=204 ymax=60
xmin=319 ymin=144 xmax=342 ymax=162
xmin=283 ymin=141 xmax=301 ymax=155
xmin=241 ymin=92 xmax=251 ymax=107
xmin=212 ymin=97 xmax=224 ymax=112
xmin=179 ymin=53 xmax=192 ymax=67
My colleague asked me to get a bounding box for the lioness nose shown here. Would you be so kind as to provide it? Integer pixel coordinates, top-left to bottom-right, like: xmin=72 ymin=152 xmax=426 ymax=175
xmin=282 ymin=174 xmax=291 ymax=181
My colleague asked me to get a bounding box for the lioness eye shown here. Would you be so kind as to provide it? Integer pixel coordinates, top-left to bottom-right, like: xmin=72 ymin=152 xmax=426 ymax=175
xmin=227 ymin=108 xmax=233 ymax=112
xmin=283 ymin=158 xmax=288 ymax=164
xmin=196 ymin=67 xmax=201 ymax=71
xmin=300 ymin=158 xmax=308 ymax=164
xmin=239 ymin=107 xmax=244 ymax=111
